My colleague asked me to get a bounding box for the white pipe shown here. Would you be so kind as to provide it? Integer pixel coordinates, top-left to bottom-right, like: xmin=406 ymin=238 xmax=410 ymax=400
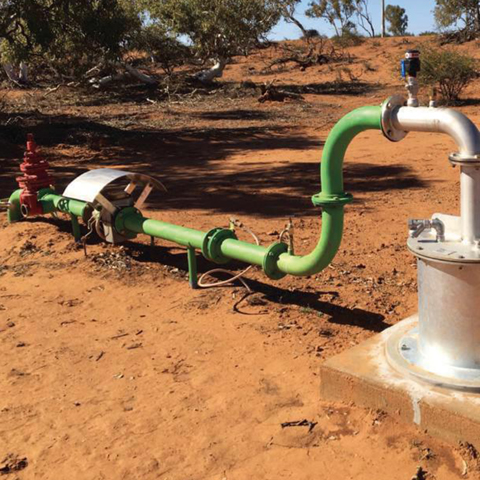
xmin=392 ymin=106 xmax=480 ymax=157
xmin=392 ymin=106 xmax=480 ymax=243
xmin=461 ymin=166 xmax=480 ymax=244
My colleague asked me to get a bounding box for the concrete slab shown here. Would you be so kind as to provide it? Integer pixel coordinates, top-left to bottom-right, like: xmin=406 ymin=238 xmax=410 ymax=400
xmin=320 ymin=315 xmax=480 ymax=447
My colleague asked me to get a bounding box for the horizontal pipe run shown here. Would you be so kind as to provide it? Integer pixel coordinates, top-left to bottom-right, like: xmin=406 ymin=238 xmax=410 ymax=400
xmin=40 ymin=192 xmax=88 ymax=218
xmin=123 ymin=211 xmax=268 ymax=267
xmin=123 ymin=214 xmax=206 ymax=249
xmin=219 ymin=238 xmax=266 ymax=266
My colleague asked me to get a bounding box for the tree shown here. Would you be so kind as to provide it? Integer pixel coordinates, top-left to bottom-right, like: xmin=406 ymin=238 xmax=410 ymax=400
xmin=435 ymin=0 xmax=480 ymax=41
xmin=385 ymin=4 xmax=408 ymax=36
xmin=0 ymin=0 xmax=140 ymax=82
xmin=306 ymin=0 xmax=373 ymax=37
xmin=355 ymin=0 xmax=375 ymax=37
xmin=143 ymin=0 xmax=281 ymax=83
xmin=274 ymin=0 xmax=309 ymax=38
xmin=306 ymin=0 xmax=357 ymax=37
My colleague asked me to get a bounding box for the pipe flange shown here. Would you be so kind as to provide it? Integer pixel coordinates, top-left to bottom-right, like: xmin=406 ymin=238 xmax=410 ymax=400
xmin=381 ymin=95 xmax=408 ymax=142
xmin=312 ymin=192 xmax=353 ymax=207
xmin=114 ymin=206 xmax=141 ymax=237
xmin=449 ymin=152 xmax=480 ymax=166
xmin=202 ymin=228 xmax=237 ymax=264
xmin=201 ymin=228 xmax=221 ymax=261
xmin=386 ymin=317 xmax=480 ymax=392
xmin=263 ymin=242 xmax=288 ymax=280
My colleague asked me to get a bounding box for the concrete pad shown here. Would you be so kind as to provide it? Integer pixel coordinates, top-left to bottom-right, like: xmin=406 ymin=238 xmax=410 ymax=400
xmin=320 ymin=315 xmax=480 ymax=447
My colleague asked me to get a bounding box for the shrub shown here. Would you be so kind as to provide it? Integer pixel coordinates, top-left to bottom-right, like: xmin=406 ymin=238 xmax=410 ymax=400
xmin=331 ymin=30 xmax=364 ymax=48
xmin=303 ymin=29 xmax=321 ymax=39
xmin=420 ymin=45 xmax=478 ymax=103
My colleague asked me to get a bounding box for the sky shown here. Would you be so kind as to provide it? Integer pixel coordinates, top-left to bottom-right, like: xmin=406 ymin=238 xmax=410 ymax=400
xmin=270 ymin=0 xmax=438 ymax=40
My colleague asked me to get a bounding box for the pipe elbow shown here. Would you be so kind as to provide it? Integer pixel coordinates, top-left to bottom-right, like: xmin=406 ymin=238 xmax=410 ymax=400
xmin=391 ymin=106 xmax=480 ymax=158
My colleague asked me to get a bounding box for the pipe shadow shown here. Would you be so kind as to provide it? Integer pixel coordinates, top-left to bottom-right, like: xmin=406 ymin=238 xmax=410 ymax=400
xmin=1 ymin=112 xmax=427 ymax=219
xmin=117 ymin=240 xmax=388 ymax=333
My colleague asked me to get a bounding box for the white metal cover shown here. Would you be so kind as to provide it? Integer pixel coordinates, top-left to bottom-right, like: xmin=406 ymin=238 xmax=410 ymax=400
xmin=62 ymin=168 xmax=164 ymax=203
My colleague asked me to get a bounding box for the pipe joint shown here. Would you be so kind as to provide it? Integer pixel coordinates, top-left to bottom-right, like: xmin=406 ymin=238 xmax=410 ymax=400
xmin=263 ymin=242 xmax=288 ymax=280
xmin=114 ymin=206 xmax=141 ymax=237
xmin=202 ymin=227 xmax=237 ymax=264
xmin=312 ymin=192 xmax=353 ymax=208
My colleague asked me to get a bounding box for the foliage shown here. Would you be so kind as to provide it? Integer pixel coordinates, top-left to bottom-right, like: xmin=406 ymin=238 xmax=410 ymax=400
xmin=420 ymin=45 xmax=477 ymax=102
xmin=0 ymin=0 xmax=139 ymax=76
xmin=385 ymin=5 xmax=408 ymax=36
xmin=306 ymin=0 xmax=357 ymax=37
xmin=306 ymin=0 xmax=374 ymax=37
xmin=435 ymin=0 xmax=480 ymax=42
xmin=303 ymin=29 xmax=321 ymax=38
xmin=143 ymin=0 xmax=281 ymax=62
xmin=134 ymin=24 xmax=192 ymax=75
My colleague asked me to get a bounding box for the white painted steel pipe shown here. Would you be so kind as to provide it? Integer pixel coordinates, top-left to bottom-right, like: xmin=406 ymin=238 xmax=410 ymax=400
xmin=392 ymin=106 xmax=480 ymax=156
xmin=461 ymin=166 xmax=480 ymax=244
xmin=392 ymin=106 xmax=480 ymax=243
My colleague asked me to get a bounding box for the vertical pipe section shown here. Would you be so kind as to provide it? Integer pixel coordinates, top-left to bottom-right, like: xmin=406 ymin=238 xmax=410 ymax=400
xmin=277 ymin=106 xmax=383 ymax=276
xmin=461 ymin=166 xmax=480 ymax=244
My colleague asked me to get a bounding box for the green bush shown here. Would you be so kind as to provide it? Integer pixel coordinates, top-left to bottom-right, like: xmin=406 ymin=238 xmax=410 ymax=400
xmin=420 ymin=45 xmax=477 ymax=103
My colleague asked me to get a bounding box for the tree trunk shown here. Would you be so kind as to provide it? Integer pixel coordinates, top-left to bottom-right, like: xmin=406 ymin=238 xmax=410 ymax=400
xmin=3 ymin=64 xmax=20 ymax=84
xmin=3 ymin=63 xmax=29 ymax=85
xmin=19 ymin=62 xmax=29 ymax=84
xmin=286 ymin=14 xmax=309 ymax=38
xmin=124 ymin=64 xmax=157 ymax=85
xmin=195 ymin=58 xmax=227 ymax=84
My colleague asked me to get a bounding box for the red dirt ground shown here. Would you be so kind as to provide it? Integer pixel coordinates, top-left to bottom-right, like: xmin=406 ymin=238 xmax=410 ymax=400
xmin=1 ymin=36 xmax=480 ymax=479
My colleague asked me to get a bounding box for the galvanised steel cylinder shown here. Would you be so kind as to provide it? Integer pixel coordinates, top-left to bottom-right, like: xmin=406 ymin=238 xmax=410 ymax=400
xmin=417 ymin=257 xmax=480 ymax=371
xmin=461 ymin=166 xmax=480 ymax=244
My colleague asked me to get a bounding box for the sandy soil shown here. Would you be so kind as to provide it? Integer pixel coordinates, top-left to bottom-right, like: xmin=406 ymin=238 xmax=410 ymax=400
xmin=1 ymin=36 xmax=480 ymax=479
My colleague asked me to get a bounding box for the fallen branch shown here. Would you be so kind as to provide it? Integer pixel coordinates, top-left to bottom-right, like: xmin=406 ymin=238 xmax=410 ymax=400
xmin=258 ymin=81 xmax=304 ymax=103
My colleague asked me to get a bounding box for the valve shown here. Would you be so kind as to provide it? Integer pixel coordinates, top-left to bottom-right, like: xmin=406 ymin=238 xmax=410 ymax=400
xmin=16 ymin=134 xmax=54 ymax=217
xmin=408 ymin=218 xmax=445 ymax=242
xmin=401 ymin=50 xmax=420 ymax=107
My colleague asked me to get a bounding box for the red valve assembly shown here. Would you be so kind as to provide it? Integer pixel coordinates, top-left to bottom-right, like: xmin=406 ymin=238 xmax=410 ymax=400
xmin=16 ymin=134 xmax=54 ymax=216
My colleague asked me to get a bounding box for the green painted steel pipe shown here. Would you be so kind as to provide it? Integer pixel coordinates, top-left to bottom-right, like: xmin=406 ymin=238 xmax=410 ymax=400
xmin=39 ymin=192 xmax=88 ymax=218
xmin=122 ymin=214 xmax=206 ymax=249
xmin=219 ymin=238 xmax=266 ymax=266
xmin=276 ymin=106 xmax=383 ymax=276
xmin=120 ymin=209 xmax=268 ymax=266
xmin=5 ymin=105 xmax=384 ymax=281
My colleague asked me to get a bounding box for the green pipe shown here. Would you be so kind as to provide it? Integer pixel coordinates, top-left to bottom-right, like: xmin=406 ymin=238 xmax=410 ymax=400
xmin=6 ymin=105 xmax=383 ymax=282
xmin=123 ymin=214 xmax=205 ymax=248
xmin=277 ymin=106 xmax=382 ymax=276
xmin=39 ymin=192 xmax=88 ymax=218
xmin=219 ymin=238 xmax=266 ymax=266
xmin=7 ymin=189 xmax=22 ymax=223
